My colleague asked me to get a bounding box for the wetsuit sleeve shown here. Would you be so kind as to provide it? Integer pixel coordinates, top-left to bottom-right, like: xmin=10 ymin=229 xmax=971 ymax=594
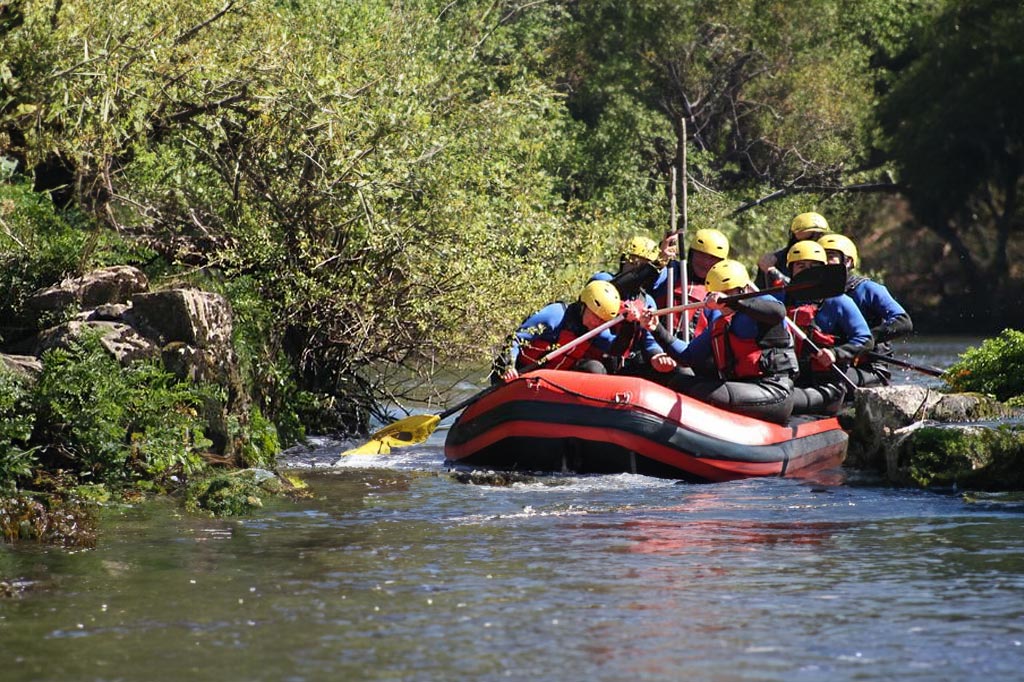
xmin=857 ymin=281 xmax=913 ymax=342
xmin=650 ymin=264 xmax=671 ymax=301
xmin=831 ymin=296 xmax=873 ymax=363
xmin=671 ymin=328 xmax=713 ymax=367
xmin=651 ymin=322 xmax=689 ymax=358
xmin=508 ymin=303 xmax=567 ymax=364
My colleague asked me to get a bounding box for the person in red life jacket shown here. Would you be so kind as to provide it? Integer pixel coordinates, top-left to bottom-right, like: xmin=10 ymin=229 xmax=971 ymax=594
xmin=755 ymin=211 xmax=831 ymax=289
xmin=590 ymin=235 xmax=677 ymax=376
xmin=492 ymin=280 xmax=675 ymax=383
xmin=652 ymin=228 xmax=729 ymax=338
xmin=783 ymin=240 xmax=873 ymax=415
xmin=629 ymin=259 xmax=799 ymax=425
xmin=817 ymin=234 xmax=913 ymax=387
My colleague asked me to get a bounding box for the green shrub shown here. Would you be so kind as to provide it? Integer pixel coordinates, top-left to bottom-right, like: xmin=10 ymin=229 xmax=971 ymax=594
xmin=0 ymin=370 xmax=38 ymax=492
xmin=0 ymin=180 xmax=89 ymax=333
xmin=231 ymin=406 xmax=280 ymax=470
xmin=945 ymin=329 xmax=1024 ymax=402
xmin=0 ymin=179 xmax=158 ymax=340
xmin=33 ymin=334 xmax=216 ymax=483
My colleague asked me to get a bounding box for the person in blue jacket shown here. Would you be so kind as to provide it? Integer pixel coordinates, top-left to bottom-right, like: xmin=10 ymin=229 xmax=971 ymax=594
xmin=651 ymin=228 xmax=729 ymax=339
xmin=783 ymin=241 xmax=873 ymax=415
xmin=631 ymin=259 xmax=799 ymax=424
xmin=818 ymin=234 xmax=913 ymax=387
xmin=493 ymin=279 xmax=674 ymax=383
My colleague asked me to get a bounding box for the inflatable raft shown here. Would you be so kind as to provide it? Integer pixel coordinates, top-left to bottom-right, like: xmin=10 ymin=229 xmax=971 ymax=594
xmin=443 ymin=370 xmax=847 ymax=482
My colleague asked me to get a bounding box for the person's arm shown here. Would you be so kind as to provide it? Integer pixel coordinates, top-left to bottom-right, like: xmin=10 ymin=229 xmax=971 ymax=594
xmin=509 ymin=303 xmax=566 ymax=364
xmin=857 ymin=281 xmax=913 ymax=342
xmin=830 ymin=296 xmax=873 ymax=364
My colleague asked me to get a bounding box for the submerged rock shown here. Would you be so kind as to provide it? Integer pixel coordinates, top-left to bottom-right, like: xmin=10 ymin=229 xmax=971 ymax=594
xmin=184 ymin=469 xmax=299 ymax=516
xmin=450 ymin=469 xmax=540 ymax=486
xmin=887 ymin=423 xmax=1024 ymax=490
xmin=0 ymin=494 xmax=96 ymax=547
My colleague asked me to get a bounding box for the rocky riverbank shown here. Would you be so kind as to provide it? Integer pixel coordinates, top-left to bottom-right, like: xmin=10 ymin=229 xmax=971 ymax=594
xmin=842 ymin=385 xmax=1023 ymax=490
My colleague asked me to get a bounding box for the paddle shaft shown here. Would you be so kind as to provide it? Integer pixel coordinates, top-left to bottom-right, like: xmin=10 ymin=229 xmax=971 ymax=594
xmin=866 ymin=350 xmax=945 ymax=377
xmin=438 ymin=313 xmax=624 ymax=420
xmin=650 ymin=263 xmax=846 ymax=319
xmin=785 ymin=319 xmax=859 ymax=392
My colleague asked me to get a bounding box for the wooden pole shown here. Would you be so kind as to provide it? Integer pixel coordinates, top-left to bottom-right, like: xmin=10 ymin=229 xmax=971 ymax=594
xmin=666 ymin=166 xmax=678 ymax=336
xmin=678 ymin=116 xmax=689 ymax=343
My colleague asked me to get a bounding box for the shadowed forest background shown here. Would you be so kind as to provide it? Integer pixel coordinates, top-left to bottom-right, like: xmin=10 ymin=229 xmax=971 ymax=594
xmin=1 ymin=0 xmax=1021 ymax=439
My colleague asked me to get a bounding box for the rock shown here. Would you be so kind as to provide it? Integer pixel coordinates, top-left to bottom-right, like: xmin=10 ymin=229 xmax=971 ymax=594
xmin=33 ymin=319 xmax=158 ymax=366
xmin=846 ymin=385 xmax=1014 ymax=472
xmin=127 ymin=289 xmax=232 ymax=349
xmin=77 ymin=303 xmax=131 ymax=322
xmin=27 ymin=266 xmax=149 ymax=319
xmin=0 ymin=353 xmax=42 ymax=381
xmin=886 ymin=422 xmax=1024 ymax=491
xmin=34 ymin=320 xmax=160 ymax=365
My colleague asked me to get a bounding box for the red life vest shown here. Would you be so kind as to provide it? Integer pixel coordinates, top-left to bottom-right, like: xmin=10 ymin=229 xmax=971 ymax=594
xmin=787 ymin=303 xmax=837 ymax=372
xmin=516 ymin=311 xmax=605 ymax=371
xmin=710 ymin=313 xmax=769 ymax=380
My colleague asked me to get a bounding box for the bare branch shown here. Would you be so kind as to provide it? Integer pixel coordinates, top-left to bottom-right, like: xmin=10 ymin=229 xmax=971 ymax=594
xmin=174 ymin=1 xmax=237 ymax=47
xmin=732 ymin=181 xmax=905 ymax=215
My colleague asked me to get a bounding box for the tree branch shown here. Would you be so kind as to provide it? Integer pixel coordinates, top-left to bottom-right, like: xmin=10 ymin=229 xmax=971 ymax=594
xmin=174 ymin=1 xmax=237 ymax=47
xmin=732 ymin=181 xmax=905 ymax=215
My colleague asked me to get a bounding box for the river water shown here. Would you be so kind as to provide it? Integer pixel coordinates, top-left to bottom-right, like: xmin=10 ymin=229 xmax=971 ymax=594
xmin=2 ymin=337 xmax=1023 ymax=681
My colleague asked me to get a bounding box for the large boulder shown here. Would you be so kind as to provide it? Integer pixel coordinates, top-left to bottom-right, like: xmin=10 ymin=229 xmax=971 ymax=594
xmin=886 ymin=422 xmax=1024 ymax=491
xmin=127 ymin=289 xmax=232 ymax=349
xmin=847 ymin=384 xmax=1019 ymax=473
xmin=27 ymin=266 xmax=149 ymax=320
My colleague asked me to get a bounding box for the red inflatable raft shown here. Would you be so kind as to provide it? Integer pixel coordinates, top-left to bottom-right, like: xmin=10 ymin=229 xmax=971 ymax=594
xmin=443 ymin=370 xmax=847 ymax=482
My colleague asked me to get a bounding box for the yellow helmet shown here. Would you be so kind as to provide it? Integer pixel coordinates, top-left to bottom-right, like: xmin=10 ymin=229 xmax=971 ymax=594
xmin=790 ymin=212 xmax=830 ymax=235
xmin=621 ymin=235 xmax=660 ymax=263
xmin=786 ymin=240 xmax=828 ymax=265
xmin=579 ymin=280 xmax=621 ymax=321
xmin=691 ymin=228 xmax=730 ymax=258
xmin=818 ymin=233 xmax=859 ymax=268
xmin=705 ymin=259 xmax=751 ymax=293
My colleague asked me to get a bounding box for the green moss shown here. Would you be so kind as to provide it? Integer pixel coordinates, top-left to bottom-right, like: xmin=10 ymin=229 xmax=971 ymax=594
xmin=901 ymin=424 xmax=1024 ymax=490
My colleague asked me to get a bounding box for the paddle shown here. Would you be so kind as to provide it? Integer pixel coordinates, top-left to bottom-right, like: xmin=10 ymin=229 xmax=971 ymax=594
xmin=649 ymin=263 xmax=847 ymax=319
xmin=865 ymin=351 xmax=945 ymax=378
xmin=339 ymin=312 xmax=627 ymax=456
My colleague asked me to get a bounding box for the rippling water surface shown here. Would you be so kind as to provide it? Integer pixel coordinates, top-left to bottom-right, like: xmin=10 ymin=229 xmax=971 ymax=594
xmin=2 ymin=337 xmax=1022 ymax=681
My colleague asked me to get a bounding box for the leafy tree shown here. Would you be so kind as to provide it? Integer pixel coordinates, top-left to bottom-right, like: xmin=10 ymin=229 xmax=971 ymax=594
xmin=879 ymin=0 xmax=1024 ymax=328
xmin=552 ymin=0 xmax=916 ymax=237
xmin=0 ymin=0 xmax=596 ymax=432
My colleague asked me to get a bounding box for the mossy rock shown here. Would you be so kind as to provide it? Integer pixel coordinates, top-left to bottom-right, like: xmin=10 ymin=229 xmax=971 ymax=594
xmin=0 ymin=493 xmax=96 ymax=546
xmin=184 ymin=468 xmax=294 ymax=516
xmin=893 ymin=423 xmax=1024 ymax=491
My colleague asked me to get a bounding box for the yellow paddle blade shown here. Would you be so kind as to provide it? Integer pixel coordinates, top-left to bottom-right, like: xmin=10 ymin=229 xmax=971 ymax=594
xmin=339 ymin=414 xmax=442 ymax=456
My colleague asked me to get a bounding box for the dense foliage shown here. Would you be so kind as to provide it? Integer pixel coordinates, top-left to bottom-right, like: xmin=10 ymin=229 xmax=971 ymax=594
xmin=880 ymin=0 xmax=1024 ymax=323
xmin=0 ymin=0 xmax=1021 ymax=452
xmin=7 ymin=334 xmax=217 ymax=485
xmin=945 ymin=329 xmax=1024 ymax=405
